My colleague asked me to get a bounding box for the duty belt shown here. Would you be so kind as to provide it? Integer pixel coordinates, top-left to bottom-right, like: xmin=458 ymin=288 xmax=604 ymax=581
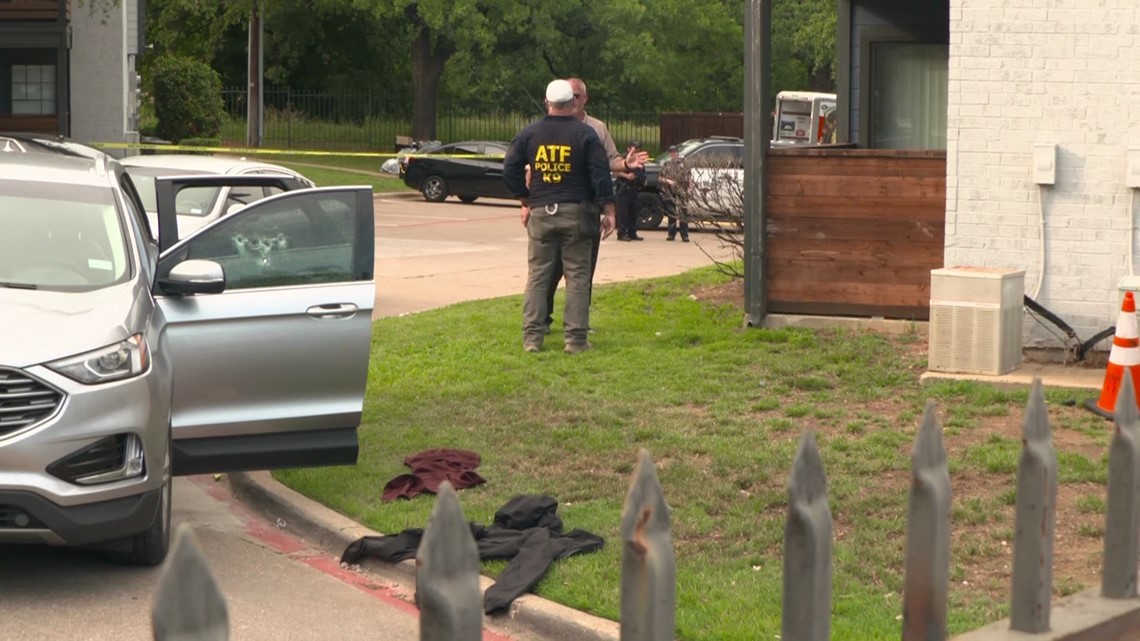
xmin=542 ymin=202 xmax=584 ymax=215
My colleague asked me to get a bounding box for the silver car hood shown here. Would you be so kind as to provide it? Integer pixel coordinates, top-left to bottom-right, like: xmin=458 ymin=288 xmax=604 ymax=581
xmin=0 ymin=283 xmax=139 ymax=368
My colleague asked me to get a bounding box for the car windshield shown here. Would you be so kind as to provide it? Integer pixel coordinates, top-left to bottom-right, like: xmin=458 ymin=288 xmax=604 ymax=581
xmin=0 ymin=182 xmax=131 ymax=292
xmin=125 ymin=167 xmax=220 ymax=217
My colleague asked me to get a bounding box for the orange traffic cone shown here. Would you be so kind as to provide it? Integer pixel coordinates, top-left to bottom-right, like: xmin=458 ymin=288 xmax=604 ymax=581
xmin=1085 ymin=292 xmax=1140 ymax=419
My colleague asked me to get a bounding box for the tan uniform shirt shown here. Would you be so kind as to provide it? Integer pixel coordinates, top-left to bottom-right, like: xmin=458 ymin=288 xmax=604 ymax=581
xmin=583 ymin=113 xmax=620 ymax=162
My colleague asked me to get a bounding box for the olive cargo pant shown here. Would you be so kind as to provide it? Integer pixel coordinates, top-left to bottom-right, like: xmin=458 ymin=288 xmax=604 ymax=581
xmin=524 ymin=203 xmax=595 ymax=347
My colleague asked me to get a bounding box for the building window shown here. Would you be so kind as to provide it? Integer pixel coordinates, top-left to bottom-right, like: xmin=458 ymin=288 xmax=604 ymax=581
xmin=870 ymin=43 xmax=947 ymax=149
xmin=12 ymin=65 xmax=55 ymax=115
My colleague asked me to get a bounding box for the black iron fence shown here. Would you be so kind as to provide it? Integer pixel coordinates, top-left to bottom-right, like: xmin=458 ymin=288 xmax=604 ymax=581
xmin=221 ymin=87 xmax=662 ymax=154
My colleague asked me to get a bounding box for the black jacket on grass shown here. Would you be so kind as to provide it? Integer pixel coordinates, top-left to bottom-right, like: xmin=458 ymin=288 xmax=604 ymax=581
xmin=340 ymin=494 xmax=604 ymax=614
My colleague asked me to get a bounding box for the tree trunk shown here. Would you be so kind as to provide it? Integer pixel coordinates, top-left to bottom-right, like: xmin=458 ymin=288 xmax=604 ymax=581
xmin=410 ymin=26 xmax=454 ymax=140
xmin=807 ymin=64 xmax=835 ymax=93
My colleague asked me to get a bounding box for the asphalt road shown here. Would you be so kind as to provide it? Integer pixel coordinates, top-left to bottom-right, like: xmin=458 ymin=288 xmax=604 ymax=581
xmin=1 ymin=193 xmax=731 ymax=640
xmin=371 ymin=192 xmax=733 ymax=318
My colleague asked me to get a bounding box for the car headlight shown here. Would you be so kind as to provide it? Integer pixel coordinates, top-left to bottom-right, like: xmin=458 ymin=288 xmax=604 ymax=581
xmin=46 ymin=334 xmax=150 ymax=384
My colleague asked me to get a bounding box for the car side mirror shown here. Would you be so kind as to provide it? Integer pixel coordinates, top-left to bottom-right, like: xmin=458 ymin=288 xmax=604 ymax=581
xmin=159 ymin=259 xmax=226 ymax=295
xmin=226 ymin=203 xmax=246 ymax=217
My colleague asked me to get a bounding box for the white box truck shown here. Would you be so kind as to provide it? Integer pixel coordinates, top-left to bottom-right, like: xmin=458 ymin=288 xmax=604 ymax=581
xmin=771 ymin=91 xmax=837 ymax=146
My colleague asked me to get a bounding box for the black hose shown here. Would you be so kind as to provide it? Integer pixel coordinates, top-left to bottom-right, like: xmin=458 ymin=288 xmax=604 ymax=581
xmin=1023 ymin=295 xmax=1120 ymax=362
xmin=1078 ymin=326 xmax=1117 ymax=361
xmin=1024 ymin=295 xmax=1079 ymax=343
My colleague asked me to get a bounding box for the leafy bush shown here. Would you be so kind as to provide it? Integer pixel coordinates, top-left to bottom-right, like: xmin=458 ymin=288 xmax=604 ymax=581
xmin=150 ymin=56 xmax=224 ymax=143
xmin=179 ymin=137 xmax=221 ymax=148
xmin=177 ymin=137 xmax=222 ymax=155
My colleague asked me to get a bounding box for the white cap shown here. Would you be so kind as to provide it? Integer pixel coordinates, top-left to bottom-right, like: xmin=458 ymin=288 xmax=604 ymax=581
xmin=545 ymin=79 xmax=574 ymax=103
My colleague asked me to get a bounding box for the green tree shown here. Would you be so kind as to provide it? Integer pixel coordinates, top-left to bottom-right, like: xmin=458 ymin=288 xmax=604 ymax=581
xmin=345 ymin=0 xmax=505 ymax=138
xmin=773 ymin=0 xmax=837 ymax=93
xmin=142 ymin=0 xmax=250 ymax=86
xmin=140 ymin=0 xmax=838 ymax=131
xmin=350 ymin=0 xmax=742 ymax=136
xmin=637 ymin=0 xmax=745 ymax=111
xmin=263 ymin=1 xmax=410 ymax=99
xmin=434 ymin=0 xmax=744 ymax=114
xmin=145 ymin=0 xmax=414 ymax=119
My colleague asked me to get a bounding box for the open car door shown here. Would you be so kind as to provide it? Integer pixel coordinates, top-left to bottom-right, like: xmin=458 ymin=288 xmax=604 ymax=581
xmin=153 ymin=177 xmax=375 ymax=475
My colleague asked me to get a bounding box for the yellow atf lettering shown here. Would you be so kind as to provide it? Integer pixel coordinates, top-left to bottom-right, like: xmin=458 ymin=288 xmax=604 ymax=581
xmin=534 ymin=144 xmax=570 ymax=164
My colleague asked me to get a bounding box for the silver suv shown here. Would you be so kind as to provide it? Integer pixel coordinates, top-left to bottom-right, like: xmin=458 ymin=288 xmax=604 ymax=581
xmin=0 ymin=152 xmax=375 ymax=565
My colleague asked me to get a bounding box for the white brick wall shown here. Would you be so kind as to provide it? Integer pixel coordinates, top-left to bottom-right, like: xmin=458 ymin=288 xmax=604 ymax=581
xmin=69 ymin=2 xmax=129 ymax=148
xmin=946 ymin=0 xmax=1140 ymax=348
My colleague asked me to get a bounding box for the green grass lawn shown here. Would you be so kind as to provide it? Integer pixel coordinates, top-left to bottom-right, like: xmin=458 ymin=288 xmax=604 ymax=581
xmin=274 ymin=266 xmax=1112 ymax=640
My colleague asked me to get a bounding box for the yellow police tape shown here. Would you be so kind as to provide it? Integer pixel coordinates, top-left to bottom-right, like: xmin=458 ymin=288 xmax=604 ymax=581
xmin=88 ymin=141 xmax=502 ymax=160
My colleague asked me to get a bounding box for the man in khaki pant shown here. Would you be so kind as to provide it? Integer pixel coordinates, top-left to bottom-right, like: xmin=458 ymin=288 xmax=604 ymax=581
xmin=503 ymin=80 xmax=616 ymax=353
xmin=542 ymin=77 xmax=649 ymax=333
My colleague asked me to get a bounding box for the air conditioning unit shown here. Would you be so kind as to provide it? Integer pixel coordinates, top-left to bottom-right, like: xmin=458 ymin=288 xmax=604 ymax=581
xmin=928 ymin=267 xmax=1025 ymax=375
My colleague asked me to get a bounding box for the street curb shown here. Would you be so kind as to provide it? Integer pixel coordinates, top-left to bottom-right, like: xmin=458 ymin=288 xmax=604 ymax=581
xmin=228 ymin=471 xmax=620 ymax=641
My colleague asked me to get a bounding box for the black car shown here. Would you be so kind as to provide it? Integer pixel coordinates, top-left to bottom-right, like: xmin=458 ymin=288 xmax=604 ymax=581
xmin=402 ymin=140 xmax=513 ymax=203
xmin=637 ymin=136 xmax=744 ymax=229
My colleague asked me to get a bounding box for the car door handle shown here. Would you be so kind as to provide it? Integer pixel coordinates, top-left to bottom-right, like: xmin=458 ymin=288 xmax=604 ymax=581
xmin=306 ymin=303 xmax=358 ymax=319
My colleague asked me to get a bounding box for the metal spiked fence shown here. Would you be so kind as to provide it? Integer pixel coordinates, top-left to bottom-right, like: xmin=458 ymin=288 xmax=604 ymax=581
xmin=219 ymin=88 xmax=661 ymax=154
xmin=154 ymin=374 xmax=1140 ymax=640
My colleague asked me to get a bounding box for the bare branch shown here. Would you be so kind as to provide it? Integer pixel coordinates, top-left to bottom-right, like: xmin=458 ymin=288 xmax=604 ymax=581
xmin=661 ymin=155 xmax=744 ymax=277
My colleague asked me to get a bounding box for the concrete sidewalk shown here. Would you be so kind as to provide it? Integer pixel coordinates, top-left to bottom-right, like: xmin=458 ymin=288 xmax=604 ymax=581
xmin=920 ymin=360 xmax=1104 ymax=391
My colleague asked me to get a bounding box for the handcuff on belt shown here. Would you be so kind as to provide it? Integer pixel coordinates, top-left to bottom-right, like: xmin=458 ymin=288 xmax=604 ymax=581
xmin=544 ymin=203 xmax=559 ymax=215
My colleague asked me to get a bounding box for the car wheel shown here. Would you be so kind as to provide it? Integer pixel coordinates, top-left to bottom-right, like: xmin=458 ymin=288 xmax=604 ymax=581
xmin=421 ymin=175 xmax=449 ymax=202
xmin=458 ymin=195 xmax=478 ymax=204
xmin=110 ymin=437 xmax=172 ymax=567
xmin=636 ymin=192 xmax=665 ymax=230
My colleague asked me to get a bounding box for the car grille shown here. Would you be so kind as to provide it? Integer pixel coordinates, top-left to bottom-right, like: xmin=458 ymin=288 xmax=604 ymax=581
xmin=0 ymin=368 xmax=64 ymax=437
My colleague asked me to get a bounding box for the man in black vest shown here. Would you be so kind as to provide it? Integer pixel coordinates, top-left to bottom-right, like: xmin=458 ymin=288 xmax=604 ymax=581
xmin=614 ymin=140 xmax=647 ymax=241
xmin=503 ymin=79 xmax=616 ymax=354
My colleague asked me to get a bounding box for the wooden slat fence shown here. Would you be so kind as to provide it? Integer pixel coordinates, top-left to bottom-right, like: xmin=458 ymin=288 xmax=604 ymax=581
xmin=0 ymin=115 xmax=58 ymax=135
xmin=152 ymin=375 xmax=1140 ymax=640
xmin=658 ymin=112 xmax=743 ymax=150
xmin=0 ymin=0 xmax=62 ymax=20
xmin=766 ymin=147 xmax=947 ymax=320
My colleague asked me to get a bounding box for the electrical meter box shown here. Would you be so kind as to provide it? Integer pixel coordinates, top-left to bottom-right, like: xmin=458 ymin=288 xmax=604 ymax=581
xmin=928 ymin=267 xmax=1025 ymax=375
